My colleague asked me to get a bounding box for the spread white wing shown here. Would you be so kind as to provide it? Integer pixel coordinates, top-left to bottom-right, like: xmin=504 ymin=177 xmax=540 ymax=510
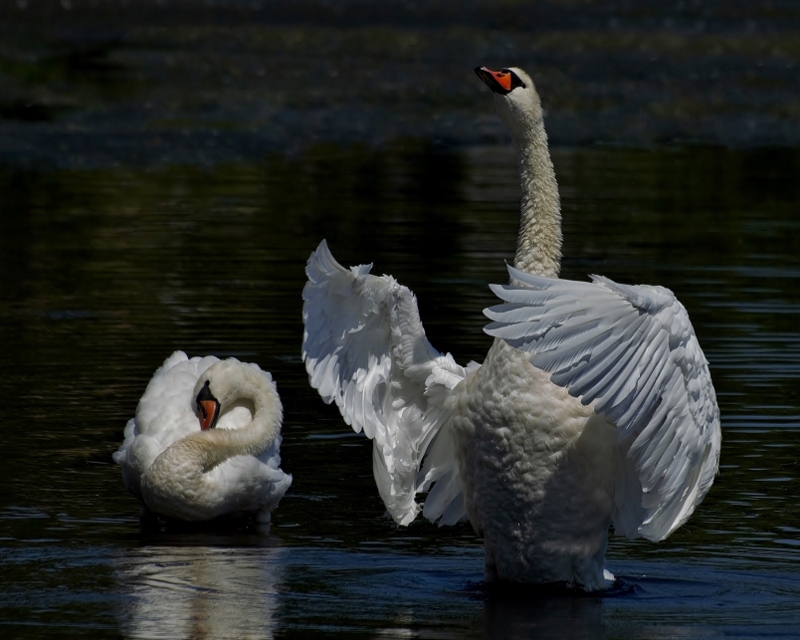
xmin=302 ymin=240 xmax=471 ymax=526
xmin=484 ymin=265 xmax=721 ymax=541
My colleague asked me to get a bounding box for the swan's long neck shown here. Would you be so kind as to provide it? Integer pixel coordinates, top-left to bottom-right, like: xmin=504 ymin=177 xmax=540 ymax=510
xmin=512 ymin=114 xmax=562 ymax=278
xmin=194 ymin=383 xmax=282 ymax=473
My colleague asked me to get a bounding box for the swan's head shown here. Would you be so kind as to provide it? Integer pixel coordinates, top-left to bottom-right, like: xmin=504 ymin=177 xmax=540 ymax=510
xmin=193 ymin=359 xmax=279 ymax=431
xmin=475 ymin=66 xmax=542 ymax=141
xmin=195 ymin=379 xmax=221 ymax=431
xmin=193 ymin=360 xmax=244 ymax=431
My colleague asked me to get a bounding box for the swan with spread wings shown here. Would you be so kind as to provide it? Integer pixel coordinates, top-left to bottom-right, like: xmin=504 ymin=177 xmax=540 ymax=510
xmin=302 ymin=66 xmax=720 ymax=590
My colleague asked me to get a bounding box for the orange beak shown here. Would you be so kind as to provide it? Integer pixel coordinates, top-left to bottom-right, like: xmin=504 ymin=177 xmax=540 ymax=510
xmin=198 ymin=399 xmax=219 ymax=431
xmin=475 ymin=66 xmax=513 ymax=93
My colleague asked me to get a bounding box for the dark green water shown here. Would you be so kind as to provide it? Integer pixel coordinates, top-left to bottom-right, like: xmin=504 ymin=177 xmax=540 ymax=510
xmin=1 ymin=143 xmax=799 ymax=638
xmin=1 ymin=1 xmax=800 ymax=637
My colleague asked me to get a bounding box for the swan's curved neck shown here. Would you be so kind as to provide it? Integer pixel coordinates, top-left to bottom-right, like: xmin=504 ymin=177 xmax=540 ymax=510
xmin=195 ymin=383 xmax=282 ymax=473
xmin=147 ymin=366 xmax=283 ymax=484
xmin=512 ymin=114 xmax=562 ymax=278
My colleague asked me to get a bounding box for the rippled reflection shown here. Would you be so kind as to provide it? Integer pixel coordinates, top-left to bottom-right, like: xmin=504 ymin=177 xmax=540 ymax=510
xmin=481 ymin=589 xmax=605 ymax=640
xmin=116 ymin=545 xmax=285 ymax=639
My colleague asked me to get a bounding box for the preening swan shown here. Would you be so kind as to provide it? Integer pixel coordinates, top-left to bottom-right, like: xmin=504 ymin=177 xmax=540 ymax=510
xmin=301 ymin=66 xmax=720 ymax=590
xmin=113 ymin=351 xmax=292 ymax=523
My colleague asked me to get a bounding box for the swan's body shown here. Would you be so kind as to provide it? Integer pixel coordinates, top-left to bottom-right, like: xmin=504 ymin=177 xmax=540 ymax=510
xmin=301 ymin=67 xmax=720 ymax=590
xmin=113 ymin=351 xmax=292 ymax=523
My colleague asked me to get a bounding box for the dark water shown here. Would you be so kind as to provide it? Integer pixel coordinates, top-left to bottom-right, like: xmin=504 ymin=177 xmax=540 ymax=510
xmin=1 ymin=144 xmax=799 ymax=639
xmin=2 ymin=2 xmax=800 ymax=638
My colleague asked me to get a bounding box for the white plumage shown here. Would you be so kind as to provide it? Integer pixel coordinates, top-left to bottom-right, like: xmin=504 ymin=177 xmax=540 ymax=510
xmin=301 ymin=66 xmax=720 ymax=590
xmin=485 ymin=266 xmax=721 ymax=540
xmin=113 ymin=351 xmax=292 ymax=523
xmin=303 ymin=248 xmax=470 ymax=525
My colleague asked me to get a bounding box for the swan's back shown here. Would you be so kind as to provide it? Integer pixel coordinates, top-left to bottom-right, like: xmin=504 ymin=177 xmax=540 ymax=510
xmin=115 ymin=352 xmax=219 ymax=499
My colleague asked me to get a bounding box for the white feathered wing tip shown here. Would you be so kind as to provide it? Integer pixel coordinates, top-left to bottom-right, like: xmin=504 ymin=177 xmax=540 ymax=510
xmin=302 ymin=240 xmax=470 ymax=527
xmin=484 ymin=265 xmax=721 ymax=541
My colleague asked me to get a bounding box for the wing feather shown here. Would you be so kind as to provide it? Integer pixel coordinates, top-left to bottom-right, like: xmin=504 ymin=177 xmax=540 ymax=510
xmin=302 ymin=240 xmax=468 ymax=526
xmin=484 ymin=265 xmax=721 ymax=541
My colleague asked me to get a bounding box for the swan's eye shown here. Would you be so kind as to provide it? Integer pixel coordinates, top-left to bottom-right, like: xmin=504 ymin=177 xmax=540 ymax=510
xmin=498 ymin=69 xmax=526 ymax=91
xmin=508 ymin=72 xmax=526 ymax=90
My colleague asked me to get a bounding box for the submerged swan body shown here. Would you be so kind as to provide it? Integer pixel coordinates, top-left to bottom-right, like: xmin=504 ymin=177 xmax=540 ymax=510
xmin=302 ymin=67 xmax=721 ymax=590
xmin=113 ymin=351 xmax=292 ymax=523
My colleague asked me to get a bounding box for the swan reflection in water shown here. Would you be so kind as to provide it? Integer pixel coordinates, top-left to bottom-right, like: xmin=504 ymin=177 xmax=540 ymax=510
xmin=115 ymin=544 xmax=286 ymax=639
xmin=375 ymin=587 xmax=608 ymax=640
xmin=481 ymin=588 xmax=606 ymax=640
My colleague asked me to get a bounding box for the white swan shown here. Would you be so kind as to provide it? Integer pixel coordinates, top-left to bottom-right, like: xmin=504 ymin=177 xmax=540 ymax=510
xmin=113 ymin=351 xmax=292 ymax=523
xmin=301 ymin=66 xmax=721 ymax=590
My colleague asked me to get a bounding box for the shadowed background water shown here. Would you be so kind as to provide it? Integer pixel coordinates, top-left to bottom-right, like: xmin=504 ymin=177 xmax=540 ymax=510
xmin=1 ymin=2 xmax=799 ymax=639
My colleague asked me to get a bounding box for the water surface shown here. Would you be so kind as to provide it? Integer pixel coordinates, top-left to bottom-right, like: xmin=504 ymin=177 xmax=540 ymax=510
xmin=1 ymin=143 xmax=799 ymax=638
xmin=1 ymin=3 xmax=800 ymax=637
